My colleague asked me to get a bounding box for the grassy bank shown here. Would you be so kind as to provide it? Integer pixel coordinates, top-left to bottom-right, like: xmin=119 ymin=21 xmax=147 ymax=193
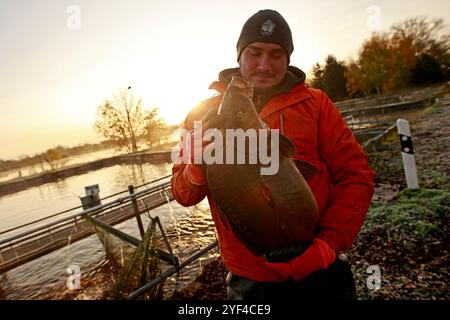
xmin=349 ymin=188 xmax=449 ymax=299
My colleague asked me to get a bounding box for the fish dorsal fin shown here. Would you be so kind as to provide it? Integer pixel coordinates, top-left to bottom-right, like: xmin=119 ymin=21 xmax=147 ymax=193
xmin=209 ymin=81 xmax=227 ymax=93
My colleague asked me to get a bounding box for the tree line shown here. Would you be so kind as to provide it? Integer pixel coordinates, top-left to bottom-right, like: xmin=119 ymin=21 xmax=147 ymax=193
xmin=0 ymin=141 xmax=116 ymax=173
xmin=310 ymin=16 xmax=450 ymax=101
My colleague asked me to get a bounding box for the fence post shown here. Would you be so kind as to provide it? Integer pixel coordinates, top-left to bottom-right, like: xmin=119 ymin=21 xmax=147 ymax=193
xmin=397 ymin=119 xmax=419 ymax=189
xmin=129 ymin=185 xmax=145 ymax=239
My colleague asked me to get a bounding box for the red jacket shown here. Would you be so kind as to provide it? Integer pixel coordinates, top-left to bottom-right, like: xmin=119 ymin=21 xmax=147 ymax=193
xmin=171 ymin=80 xmax=374 ymax=282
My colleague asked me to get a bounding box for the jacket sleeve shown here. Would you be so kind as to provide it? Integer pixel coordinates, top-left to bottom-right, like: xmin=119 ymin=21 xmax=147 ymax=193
xmin=171 ymin=125 xmax=209 ymax=207
xmin=171 ymin=97 xmax=221 ymax=207
xmin=171 ymin=161 xmax=208 ymax=207
xmin=315 ymin=90 xmax=375 ymax=253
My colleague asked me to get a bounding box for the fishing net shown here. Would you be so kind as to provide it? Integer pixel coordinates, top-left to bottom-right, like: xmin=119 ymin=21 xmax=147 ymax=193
xmin=85 ymin=211 xmax=167 ymax=299
xmin=109 ymin=218 xmax=164 ymax=299
xmin=92 ymin=225 xmax=133 ymax=269
xmin=86 ymin=200 xmax=183 ymax=299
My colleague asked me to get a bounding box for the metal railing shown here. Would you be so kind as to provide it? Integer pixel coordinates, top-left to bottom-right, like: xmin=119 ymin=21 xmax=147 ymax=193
xmin=0 ymin=174 xmax=173 ymax=239
xmin=0 ymin=177 xmax=173 ymax=250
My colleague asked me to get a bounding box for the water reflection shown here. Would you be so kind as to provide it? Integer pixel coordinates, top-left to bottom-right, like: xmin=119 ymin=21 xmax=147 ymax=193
xmin=52 ymin=179 xmax=70 ymax=194
xmin=0 ymin=163 xmax=173 ymax=238
xmin=112 ymin=163 xmax=168 ymax=189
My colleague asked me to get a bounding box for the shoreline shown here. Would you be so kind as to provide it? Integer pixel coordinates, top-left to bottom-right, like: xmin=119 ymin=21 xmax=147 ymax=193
xmin=0 ymin=149 xmax=174 ymax=197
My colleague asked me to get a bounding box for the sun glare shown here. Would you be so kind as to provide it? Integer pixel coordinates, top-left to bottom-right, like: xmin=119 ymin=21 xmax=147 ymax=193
xmin=125 ymin=48 xmax=226 ymax=126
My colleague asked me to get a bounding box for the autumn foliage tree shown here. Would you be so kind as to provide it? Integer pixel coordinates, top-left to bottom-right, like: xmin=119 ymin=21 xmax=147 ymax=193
xmin=345 ymin=60 xmax=362 ymax=98
xmin=345 ymin=16 xmax=449 ymax=97
xmin=359 ymin=34 xmax=391 ymax=96
xmin=311 ymin=16 xmax=449 ymax=99
xmin=388 ymin=16 xmax=449 ymax=89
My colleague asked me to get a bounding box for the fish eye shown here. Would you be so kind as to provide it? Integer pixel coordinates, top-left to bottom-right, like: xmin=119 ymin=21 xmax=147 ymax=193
xmin=236 ymin=111 xmax=244 ymax=118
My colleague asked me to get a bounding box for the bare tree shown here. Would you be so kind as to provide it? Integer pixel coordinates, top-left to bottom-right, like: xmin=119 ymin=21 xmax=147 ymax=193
xmin=94 ymin=88 xmax=147 ymax=154
xmin=391 ymin=17 xmax=449 ymax=59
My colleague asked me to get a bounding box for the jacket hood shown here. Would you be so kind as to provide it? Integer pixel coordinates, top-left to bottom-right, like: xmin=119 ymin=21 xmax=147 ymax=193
xmin=212 ymin=66 xmax=307 ymax=112
xmin=217 ymin=66 xmax=306 ymax=86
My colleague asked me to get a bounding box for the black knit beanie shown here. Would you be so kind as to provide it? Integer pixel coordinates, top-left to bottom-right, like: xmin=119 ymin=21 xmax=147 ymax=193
xmin=236 ymin=9 xmax=294 ymax=63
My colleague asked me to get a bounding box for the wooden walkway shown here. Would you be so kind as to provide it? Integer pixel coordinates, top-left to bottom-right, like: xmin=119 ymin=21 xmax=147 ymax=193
xmin=0 ymin=180 xmax=174 ymax=274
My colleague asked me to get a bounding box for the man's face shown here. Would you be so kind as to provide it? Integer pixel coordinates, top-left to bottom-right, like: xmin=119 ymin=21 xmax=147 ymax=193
xmin=239 ymin=42 xmax=288 ymax=89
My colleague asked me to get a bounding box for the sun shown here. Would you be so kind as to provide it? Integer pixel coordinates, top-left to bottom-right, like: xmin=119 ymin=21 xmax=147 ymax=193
xmin=129 ymin=79 xmax=212 ymax=126
xmin=126 ymin=66 xmax=221 ymax=127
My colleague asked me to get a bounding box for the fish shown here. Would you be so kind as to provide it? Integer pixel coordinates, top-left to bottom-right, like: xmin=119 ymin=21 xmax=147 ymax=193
xmin=205 ymin=76 xmax=319 ymax=260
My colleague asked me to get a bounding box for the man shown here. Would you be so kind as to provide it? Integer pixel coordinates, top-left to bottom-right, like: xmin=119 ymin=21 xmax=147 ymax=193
xmin=171 ymin=9 xmax=374 ymax=300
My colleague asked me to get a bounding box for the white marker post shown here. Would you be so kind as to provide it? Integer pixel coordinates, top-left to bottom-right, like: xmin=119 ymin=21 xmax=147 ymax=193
xmin=397 ymin=119 xmax=419 ymax=189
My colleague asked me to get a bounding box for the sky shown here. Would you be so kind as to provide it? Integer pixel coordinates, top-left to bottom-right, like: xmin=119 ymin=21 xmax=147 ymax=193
xmin=0 ymin=0 xmax=449 ymax=160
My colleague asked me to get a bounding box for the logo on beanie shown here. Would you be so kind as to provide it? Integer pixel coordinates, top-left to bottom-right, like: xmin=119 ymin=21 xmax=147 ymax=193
xmin=260 ymin=19 xmax=275 ymax=36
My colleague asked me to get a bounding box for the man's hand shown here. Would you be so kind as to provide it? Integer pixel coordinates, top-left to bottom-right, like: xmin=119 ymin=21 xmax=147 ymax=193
xmin=264 ymin=238 xmax=336 ymax=281
xmin=182 ymin=107 xmax=223 ymax=186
